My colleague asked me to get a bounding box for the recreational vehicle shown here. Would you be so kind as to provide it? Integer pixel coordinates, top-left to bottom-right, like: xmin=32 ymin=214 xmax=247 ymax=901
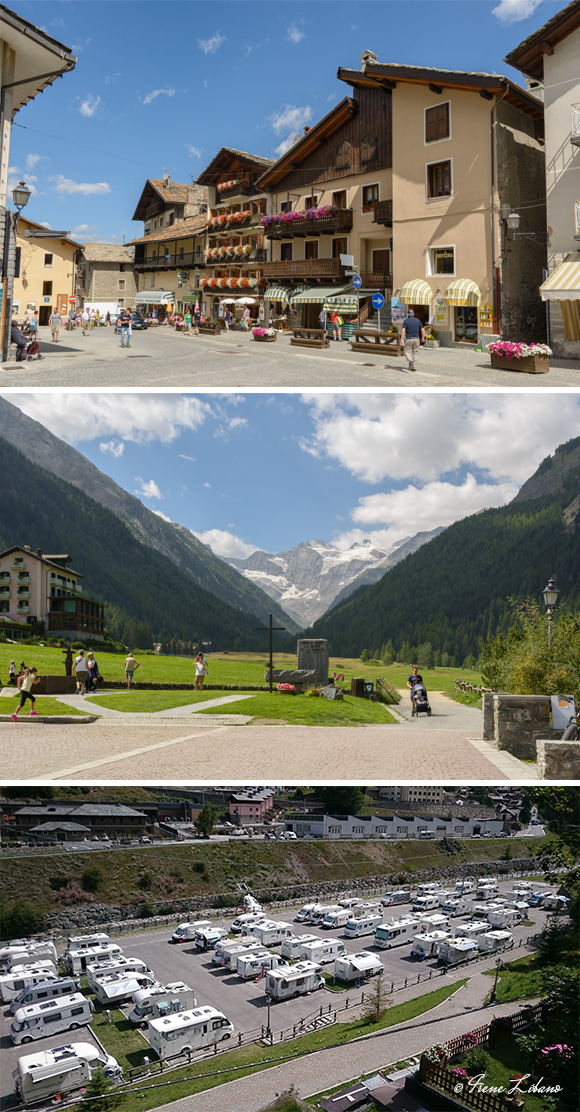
xmin=296 ymin=939 xmax=346 ymax=965
xmin=308 ymin=905 xmax=341 ymax=925
xmin=211 ymin=941 xmax=263 ymax=968
xmin=441 ymin=898 xmax=470 ymax=917
xmin=194 ymin=927 xmax=228 ymax=951
xmin=231 ymin=911 xmax=267 ymax=934
xmin=380 ymin=890 xmax=411 ymax=907
xmin=129 ymin=983 xmax=195 ymax=1025
xmin=374 ymin=918 xmax=420 ymax=949
xmin=280 ymin=935 xmax=320 ymax=960
xmin=410 ymin=931 xmax=450 ymax=960
xmin=412 ymin=896 xmax=440 ymax=912
xmin=343 ymin=913 xmax=382 ymax=938
xmin=86 ymin=958 xmax=151 ymax=988
xmin=13 ymin=1042 xmax=122 ymax=1105
xmin=438 ymin=938 xmax=479 ymax=965
xmin=249 ymin=921 xmax=294 ymax=947
xmin=92 ymin=972 xmax=159 ymax=1006
xmin=416 ymin=913 xmax=450 ymax=931
xmin=321 ymin=908 xmax=353 ymax=930
xmin=170 ymin=921 xmax=212 ymax=943
xmin=454 ymin=879 xmax=476 ymax=894
xmin=334 ymin=952 xmax=384 ymax=984
xmin=478 ymin=931 xmax=514 ymax=953
xmin=66 ymin=933 xmax=111 ymax=951
xmin=455 ymin=921 xmax=491 ymax=939
xmin=10 ymin=977 xmax=79 ymax=1014
xmin=338 ymin=898 xmax=363 ymax=908
xmin=265 ymin=962 xmax=324 ymax=1001
xmin=0 ymin=968 xmax=58 ymax=1005
xmin=148 ymin=1006 xmax=234 ymax=1060
xmin=65 ymin=944 xmax=123 ymax=974
xmin=236 ymin=952 xmax=281 ymax=979
xmin=294 ymin=903 xmax=319 ymax=923
xmin=0 ymin=941 xmax=58 ymax=973
xmin=487 ymin=908 xmax=522 ymax=930
xmin=476 ymin=884 xmax=499 ymax=901
xmin=416 ymin=883 xmax=441 ymax=896
xmin=11 ymin=993 xmax=93 ymax=1045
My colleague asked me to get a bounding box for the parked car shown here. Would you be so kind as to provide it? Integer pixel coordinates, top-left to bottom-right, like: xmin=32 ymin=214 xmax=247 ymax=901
xmin=114 ymin=312 xmax=148 ymax=334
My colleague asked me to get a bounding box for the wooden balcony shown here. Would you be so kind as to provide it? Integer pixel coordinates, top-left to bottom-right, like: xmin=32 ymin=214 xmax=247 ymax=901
xmin=134 ymin=250 xmax=204 ymax=271
xmin=263 ymin=209 xmax=353 ymax=239
xmin=372 ymin=200 xmax=393 ymax=226
xmin=360 ymin=270 xmax=392 ymax=289
xmin=263 ymin=258 xmax=346 ymax=280
xmin=204 ymin=248 xmax=267 ymax=266
xmin=216 ymin=183 xmax=261 ymax=204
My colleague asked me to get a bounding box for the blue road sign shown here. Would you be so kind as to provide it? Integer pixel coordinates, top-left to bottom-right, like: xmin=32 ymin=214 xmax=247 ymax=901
xmin=372 ymin=292 xmax=385 ymax=309
xmin=352 ymin=275 xmax=362 ymax=289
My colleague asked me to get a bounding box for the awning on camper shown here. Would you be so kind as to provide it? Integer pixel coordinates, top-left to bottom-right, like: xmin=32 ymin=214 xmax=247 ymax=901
xmin=289 ymin=284 xmax=351 ymax=304
xmin=398 ymin=279 xmax=433 ymax=305
xmin=540 ymin=251 xmax=580 ymax=341
xmin=442 ymin=279 xmax=481 ymax=306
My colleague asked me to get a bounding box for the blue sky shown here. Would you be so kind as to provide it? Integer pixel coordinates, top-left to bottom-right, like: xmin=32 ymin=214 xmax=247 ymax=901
xmin=7 ymin=0 xmax=557 ymax=243
xmin=3 ymin=392 xmax=577 ymax=558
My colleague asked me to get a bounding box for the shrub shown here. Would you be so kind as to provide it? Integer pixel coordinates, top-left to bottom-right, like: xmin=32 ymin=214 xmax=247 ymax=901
xmin=193 ymin=861 xmax=207 ymax=875
xmin=48 ymin=875 xmax=69 ymax=891
xmin=81 ymin=866 xmax=104 ymax=893
xmin=1 ymin=899 xmax=46 ymax=939
xmin=137 ymin=871 xmax=153 ymax=891
xmin=463 ymin=1048 xmax=491 ymax=1075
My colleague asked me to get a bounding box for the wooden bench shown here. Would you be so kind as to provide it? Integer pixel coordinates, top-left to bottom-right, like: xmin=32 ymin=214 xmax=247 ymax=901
xmin=350 ymin=330 xmax=403 ymax=356
xmin=197 ymin=321 xmax=222 ymax=336
xmin=290 ymin=327 xmax=330 ymax=349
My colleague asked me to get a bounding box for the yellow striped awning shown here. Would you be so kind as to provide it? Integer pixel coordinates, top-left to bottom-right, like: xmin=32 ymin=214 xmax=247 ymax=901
xmin=398 ymin=279 xmax=433 ymax=306
xmin=540 ymin=251 xmax=580 ymax=301
xmin=263 ymin=286 xmax=307 ymax=302
xmin=442 ymin=279 xmax=481 ymax=307
xmin=289 ymin=284 xmax=351 ymax=304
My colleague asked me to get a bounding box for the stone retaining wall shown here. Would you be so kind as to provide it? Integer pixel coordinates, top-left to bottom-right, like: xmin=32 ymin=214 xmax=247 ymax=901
xmin=536 ymin=738 xmax=580 ymax=780
xmin=482 ymin=693 xmax=551 ymax=759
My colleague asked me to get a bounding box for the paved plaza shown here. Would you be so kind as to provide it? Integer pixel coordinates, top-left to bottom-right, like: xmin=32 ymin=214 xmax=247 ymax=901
xmin=1 ymin=324 xmax=578 ymax=387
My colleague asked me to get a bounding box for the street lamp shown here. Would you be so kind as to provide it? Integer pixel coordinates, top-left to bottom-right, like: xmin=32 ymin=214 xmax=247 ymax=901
xmin=1 ymin=179 xmax=32 ymax=359
xmin=489 ymin=956 xmax=502 ymax=1004
xmin=542 ymin=575 xmax=560 ymax=650
xmin=12 ymin=180 xmax=32 ymax=211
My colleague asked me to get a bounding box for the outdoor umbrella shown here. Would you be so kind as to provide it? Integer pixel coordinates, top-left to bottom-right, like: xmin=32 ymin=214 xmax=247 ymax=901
xmin=221 ymin=298 xmax=236 ymax=304
xmin=237 ymin=297 xmax=256 ymax=305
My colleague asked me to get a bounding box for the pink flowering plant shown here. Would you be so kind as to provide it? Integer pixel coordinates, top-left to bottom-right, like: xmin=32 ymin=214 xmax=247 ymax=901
xmin=261 ymin=205 xmax=340 ymax=227
xmin=252 ymin=327 xmax=276 ymax=338
xmin=276 ymin=682 xmax=296 ymax=693
xmin=487 ymin=340 xmax=552 ymax=360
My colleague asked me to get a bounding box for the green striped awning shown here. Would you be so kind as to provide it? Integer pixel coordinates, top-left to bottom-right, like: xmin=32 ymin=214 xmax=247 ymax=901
xmin=263 ymin=286 xmax=307 ymax=302
xmin=398 ymin=280 xmax=433 ymax=306
xmin=442 ymin=279 xmax=481 ymax=307
xmin=290 ymin=284 xmax=351 ymax=304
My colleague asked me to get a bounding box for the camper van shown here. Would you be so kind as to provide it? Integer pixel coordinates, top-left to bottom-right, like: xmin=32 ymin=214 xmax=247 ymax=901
xmin=296 ymin=939 xmax=346 ymax=965
xmin=87 ymin=958 xmax=151 ymax=988
xmin=478 ymin=931 xmax=514 ymax=954
xmin=476 ymin=884 xmax=499 ymax=901
xmin=438 ymin=938 xmax=479 ymax=965
xmin=338 ymin=898 xmax=364 ymax=909
xmin=231 ymin=911 xmax=267 ymax=934
xmin=416 ymin=883 xmax=441 ymax=897
xmin=412 ymin=895 xmax=440 ymax=913
xmin=455 ymin=921 xmax=491 ymax=939
xmin=265 ymin=962 xmax=324 ymax=1001
xmin=308 ymin=905 xmax=341 ymax=926
xmin=0 ymin=941 xmax=58 ymax=974
xmin=66 ymin=933 xmax=111 ymax=951
xmin=334 ymin=952 xmax=384 ymax=984
xmin=487 ymin=908 xmax=522 ymax=930
xmin=92 ymin=972 xmax=159 ymax=1006
xmin=129 ymin=983 xmax=195 ymax=1026
xmin=13 ymin=1042 xmax=122 ymax=1106
xmin=441 ymin=898 xmax=470 ymax=917
xmin=321 ymin=908 xmax=353 ymax=930
xmin=212 ymin=940 xmax=262 ymax=969
xmin=65 ymin=944 xmax=123 ymax=974
xmin=11 ymin=993 xmax=93 ymax=1045
xmin=380 ymin=890 xmax=411 ymax=907
xmin=249 ymin=921 xmax=294 ymax=947
xmin=415 ymin=913 xmax=450 ymax=932
xmin=236 ymin=952 xmax=281 ymax=979
xmin=294 ymin=903 xmax=318 ymax=923
xmin=194 ymin=927 xmax=228 ymax=951
xmin=374 ymin=917 xmax=420 ymax=949
xmin=344 ymin=913 xmax=382 ymax=938
xmin=410 ymin=931 xmax=450 ymax=960
xmin=10 ymin=977 xmax=79 ymax=1015
xmin=170 ymin=921 xmax=212 ymax=944
xmin=470 ymin=904 xmax=497 ymax=922
xmin=0 ymin=968 xmax=58 ymax=1005
xmin=280 ymin=935 xmax=320 ymax=960
xmin=454 ymin=879 xmax=476 ymax=894
xmin=148 ymin=1006 xmax=234 ymax=1060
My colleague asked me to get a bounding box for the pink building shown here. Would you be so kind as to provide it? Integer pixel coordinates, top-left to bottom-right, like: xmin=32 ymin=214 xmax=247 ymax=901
xmin=229 ymin=790 xmax=275 ymax=825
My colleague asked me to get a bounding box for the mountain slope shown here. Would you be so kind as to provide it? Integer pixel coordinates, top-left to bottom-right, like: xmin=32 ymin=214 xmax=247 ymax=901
xmin=308 ymin=441 xmax=580 ymax=663
xmin=0 ymin=398 xmax=298 ymax=633
xmin=228 ymin=532 xmax=444 ymax=625
xmin=0 ymin=437 xmax=296 ymax=651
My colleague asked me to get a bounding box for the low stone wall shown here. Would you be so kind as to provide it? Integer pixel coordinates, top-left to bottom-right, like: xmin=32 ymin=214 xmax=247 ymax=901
xmin=536 ymin=738 xmax=580 ymax=780
xmin=482 ymin=693 xmax=550 ymax=759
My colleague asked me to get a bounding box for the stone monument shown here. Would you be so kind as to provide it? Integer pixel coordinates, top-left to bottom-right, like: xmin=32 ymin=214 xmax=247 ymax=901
xmin=297 ymin=639 xmax=329 ymax=686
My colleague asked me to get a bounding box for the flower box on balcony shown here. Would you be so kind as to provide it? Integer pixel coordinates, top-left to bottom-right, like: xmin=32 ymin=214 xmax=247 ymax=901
xmin=487 ymin=341 xmax=551 ymax=373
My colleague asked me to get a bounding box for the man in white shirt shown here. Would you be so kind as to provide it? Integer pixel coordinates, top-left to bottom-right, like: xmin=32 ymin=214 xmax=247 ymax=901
xmin=73 ymin=649 xmax=89 ymax=694
xmin=49 ymin=310 xmax=61 ymax=342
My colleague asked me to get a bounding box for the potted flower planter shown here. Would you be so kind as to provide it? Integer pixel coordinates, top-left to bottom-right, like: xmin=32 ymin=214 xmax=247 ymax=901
xmin=487 ymin=341 xmax=551 ymax=373
xmin=252 ymin=329 xmax=277 ymax=342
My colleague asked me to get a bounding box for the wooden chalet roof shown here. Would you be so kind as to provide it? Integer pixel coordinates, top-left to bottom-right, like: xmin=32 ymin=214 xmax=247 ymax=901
xmin=195 ymin=147 xmax=275 ymax=186
xmin=337 ymin=61 xmax=544 ymax=119
xmin=132 ymin=179 xmax=207 ymax=222
xmin=504 ymin=0 xmax=580 ymax=80
xmin=128 ymin=215 xmax=207 ymax=247
xmin=256 ymin=98 xmax=357 ymax=189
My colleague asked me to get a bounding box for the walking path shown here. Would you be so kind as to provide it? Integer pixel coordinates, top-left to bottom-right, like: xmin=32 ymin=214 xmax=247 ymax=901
xmin=52 ymin=691 xmax=259 ymax=719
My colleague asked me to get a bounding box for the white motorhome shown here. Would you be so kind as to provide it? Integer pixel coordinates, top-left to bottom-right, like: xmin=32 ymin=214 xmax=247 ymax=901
xmin=410 ymin=931 xmax=450 ymax=960
xmin=194 ymin=927 xmax=228 ymax=951
xmin=129 ymin=983 xmax=195 ymax=1026
xmin=296 ymin=939 xmax=346 ymax=965
xmin=11 ymin=993 xmax=93 ymax=1045
xmin=454 ymin=879 xmax=476 ymax=894
xmin=308 ymin=905 xmax=341 ymax=925
xmin=92 ymin=972 xmax=159 ymax=1006
xmin=477 ymin=877 xmax=498 ymax=887
xmin=265 ymin=961 xmax=324 ymax=1001
xmin=0 ymin=968 xmax=58 ymax=1004
xmin=249 ymin=921 xmax=294 ymax=947
xmin=280 ymin=935 xmax=320 ymax=960
xmin=344 ymin=913 xmax=382 ymax=939
xmin=438 ymin=938 xmax=479 ymax=965
xmin=66 ymin=933 xmax=111 ymax=952
xmin=374 ymin=918 xmax=420 ymax=949
xmin=478 ymin=931 xmax=514 ymax=954
xmin=0 ymin=941 xmax=58 ymax=973
xmin=321 ymin=908 xmax=353 ymax=930
xmin=148 ymin=1006 xmax=234 ymax=1060
xmin=211 ymin=940 xmax=263 ymax=969
xmin=416 ymin=913 xmax=450 ymax=932
xmin=10 ymin=977 xmax=79 ymax=1014
xmin=476 ymin=884 xmax=499 ymax=901
xmin=231 ymin=911 xmax=267 ymax=934
xmin=455 ymin=921 xmax=491 ymax=939
xmin=13 ymin=1042 xmax=122 ymax=1106
xmin=412 ymin=895 xmax=440 ymax=912
xmin=542 ymin=894 xmax=569 ymax=911
xmin=294 ymin=903 xmax=318 ymax=923
xmin=334 ymin=951 xmax=384 ymax=984
xmin=170 ymin=921 xmax=212 ymax=944
xmin=441 ymin=898 xmax=470 ymax=917
xmin=65 ymin=944 xmax=123 ymax=974
xmin=236 ymin=952 xmax=281 ymax=979
xmin=416 ymin=883 xmax=441 ymax=896
xmin=338 ymin=897 xmax=363 ymax=908
xmin=487 ymin=908 xmax=522 ymax=930
xmin=470 ymin=905 xmax=497 ymax=921
xmin=87 ymin=958 xmax=151 ymax=989
xmin=380 ymin=890 xmax=411 ymax=907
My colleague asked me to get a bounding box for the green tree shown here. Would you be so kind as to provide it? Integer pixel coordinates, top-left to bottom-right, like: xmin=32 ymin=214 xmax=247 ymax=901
xmin=360 ymin=649 xmax=370 ymax=662
xmin=361 ymin=973 xmax=391 ymax=1024
xmin=82 ymin=1069 xmax=123 ymax=1112
xmin=1 ymin=899 xmax=46 ymax=939
xmin=481 ymin=599 xmax=580 ymax=701
xmin=319 ymin=786 xmax=365 ymax=815
xmin=195 ymin=802 xmax=218 ymax=839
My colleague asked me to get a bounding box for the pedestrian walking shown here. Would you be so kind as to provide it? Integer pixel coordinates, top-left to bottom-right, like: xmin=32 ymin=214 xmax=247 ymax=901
xmin=242 ymin=306 xmax=251 ymax=330
xmin=193 ymin=306 xmax=201 ymax=335
xmin=8 ymin=660 xmax=16 ymax=686
xmin=28 ymin=311 xmax=39 ymax=338
xmin=224 ymin=308 xmax=232 ymax=331
xmin=105 ymin=311 xmax=111 ymax=326
xmin=330 ymin=312 xmax=342 ymax=341
xmin=86 ymin=651 xmax=101 ymax=692
xmin=82 ymin=308 xmax=90 ymax=335
xmin=49 ymin=309 xmax=62 ymax=342
xmin=194 ymin=652 xmax=208 ymax=691
xmin=319 ymin=309 xmax=327 ymax=336
xmin=184 ymin=310 xmax=192 ymax=334
xmin=125 ymin=651 xmax=140 ymax=688
xmin=73 ymin=649 xmax=89 ymax=694
xmin=89 ymin=309 xmax=97 ymax=329
xmin=11 ymin=666 xmax=41 ymax=720
xmin=118 ymin=308 xmax=132 ymax=348
xmin=400 ymin=308 xmax=425 ymax=372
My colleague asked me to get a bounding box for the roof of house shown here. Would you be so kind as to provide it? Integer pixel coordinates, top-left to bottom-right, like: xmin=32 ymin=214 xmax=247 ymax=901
xmin=504 ymin=0 xmax=580 ymax=79
xmin=15 ymin=803 xmax=148 ymax=818
xmin=82 ymin=243 xmax=135 ymax=263
xmin=0 ymin=546 xmax=83 ymax=577
xmin=0 ymin=5 xmax=76 ymax=113
xmin=256 ymin=99 xmax=357 ymax=189
xmin=17 ymin=216 xmax=82 ymax=249
xmin=131 ymin=179 xmax=208 ymax=222
xmin=195 ymin=147 xmax=275 ymax=186
xmin=30 ymin=821 xmax=91 ymax=833
xmin=128 ymin=215 xmax=207 ymax=247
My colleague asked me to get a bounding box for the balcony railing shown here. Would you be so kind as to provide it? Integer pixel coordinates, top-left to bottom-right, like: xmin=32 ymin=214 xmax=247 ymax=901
xmin=134 ymin=250 xmax=204 ymax=271
xmin=216 ymin=184 xmax=261 ymax=203
xmin=263 ymin=258 xmax=347 ymax=279
xmin=263 ymin=209 xmax=354 ymax=238
xmin=360 ymin=270 xmax=392 ymax=289
xmin=572 ymin=103 xmax=580 ymax=146
xmin=372 ymin=199 xmax=393 ymax=226
xmin=145 ymin=199 xmax=168 ymax=219
xmin=204 ymin=248 xmax=267 ymax=266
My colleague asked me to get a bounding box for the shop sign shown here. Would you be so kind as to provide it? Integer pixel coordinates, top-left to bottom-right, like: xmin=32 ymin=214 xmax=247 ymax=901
xmin=434 ymin=298 xmax=449 ymax=329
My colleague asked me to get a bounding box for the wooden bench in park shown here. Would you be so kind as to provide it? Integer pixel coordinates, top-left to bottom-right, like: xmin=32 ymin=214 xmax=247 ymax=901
xmin=197 ymin=321 xmax=222 ymax=336
xmin=350 ymin=330 xmax=403 ymax=356
xmin=290 ymin=327 xmax=330 ymax=349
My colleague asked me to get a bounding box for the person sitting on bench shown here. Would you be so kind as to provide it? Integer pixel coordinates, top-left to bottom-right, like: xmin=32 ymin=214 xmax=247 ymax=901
xmin=11 ymin=321 xmax=28 ymax=361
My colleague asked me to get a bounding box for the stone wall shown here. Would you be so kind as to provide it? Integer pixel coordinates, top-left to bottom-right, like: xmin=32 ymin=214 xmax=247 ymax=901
xmin=85 ymin=261 xmax=137 ymax=304
xmin=536 ymin=738 xmax=580 ymax=780
xmin=482 ymin=693 xmax=551 ymax=759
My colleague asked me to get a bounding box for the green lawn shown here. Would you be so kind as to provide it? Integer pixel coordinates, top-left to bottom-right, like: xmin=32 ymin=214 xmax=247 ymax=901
xmin=482 ymin=953 xmax=545 ymax=1003
xmin=455 ymin=1043 xmax=554 ymax=1112
xmin=1 ymin=694 xmax=89 ymax=717
xmin=90 ymin=980 xmax=467 ymax=1112
xmin=85 ymin=690 xmax=220 ymax=713
xmin=199 ymin=692 xmax=397 ymax=726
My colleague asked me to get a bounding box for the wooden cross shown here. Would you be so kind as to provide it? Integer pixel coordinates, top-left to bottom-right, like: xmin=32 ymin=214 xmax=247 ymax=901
xmin=256 ymin=613 xmax=286 ymax=693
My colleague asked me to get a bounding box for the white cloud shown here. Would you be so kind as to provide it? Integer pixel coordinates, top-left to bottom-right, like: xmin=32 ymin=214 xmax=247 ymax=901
xmin=193 ymin=528 xmax=260 ymax=560
xmin=153 ymin=510 xmax=172 ymax=522
xmin=185 ymin=145 xmax=202 ymax=158
xmin=287 ymin=22 xmax=305 ymax=44
xmin=4 ymin=395 xmax=211 ymax=445
xmin=492 ymin=0 xmax=544 ymax=24
xmin=198 ymin=31 xmax=225 ymax=54
xmin=79 ymin=94 xmax=101 ymax=117
xmin=141 ymin=88 xmax=176 ymax=106
xmin=179 ymin=453 xmax=197 ymax=462
xmin=39 ymin=221 xmax=52 ymax=229
xmin=345 ymin=474 xmax=517 ymax=539
xmin=70 ymin=37 xmax=92 ymax=53
xmin=25 ymin=154 xmax=45 ymax=172
xmin=269 ymin=104 xmax=312 ymax=157
xmin=49 ymin=175 xmax=110 ymax=196
xmin=99 ymin=440 xmax=124 ymax=458
xmin=135 ymin=477 xmax=163 ymax=500
xmin=203 ymin=482 xmax=212 ymax=488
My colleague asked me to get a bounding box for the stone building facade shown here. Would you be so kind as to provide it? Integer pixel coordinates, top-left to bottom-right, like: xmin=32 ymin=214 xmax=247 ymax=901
xmin=77 ymin=243 xmax=137 ymax=308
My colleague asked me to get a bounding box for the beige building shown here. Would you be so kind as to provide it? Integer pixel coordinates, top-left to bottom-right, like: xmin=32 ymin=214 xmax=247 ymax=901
xmin=77 ymin=243 xmax=136 ymax=309
xmin=0 ymin=545 xmax=105 ymax=640
xmin=505 ymin=0 xmax=580 ymax=358
xmin=379 ymin=786 xmax=446 ymax=804
xmin=130 ymin=175 xmax=208 ymax=316
xmin=12 ymin=216 xmax=81 ymax=325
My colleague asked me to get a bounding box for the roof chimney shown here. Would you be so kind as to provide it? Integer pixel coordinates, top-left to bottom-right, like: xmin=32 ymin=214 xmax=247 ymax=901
xmin=36 ymin=549 xmax=42 ymax=558
xmin=303 ymin=126 xmax=311 ymax=134
xmin=360 ymin=49 xmax=378 ymax=70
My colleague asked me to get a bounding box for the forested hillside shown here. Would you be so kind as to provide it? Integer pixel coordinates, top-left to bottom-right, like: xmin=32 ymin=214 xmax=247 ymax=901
xmin=308 ymin=443 xmax=580 ymax=665
xmin=0 ymin=438 xmax=296 ymax=651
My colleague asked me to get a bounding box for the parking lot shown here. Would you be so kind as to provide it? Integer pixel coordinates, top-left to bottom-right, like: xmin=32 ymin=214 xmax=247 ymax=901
xmin=0 ymin=875 xmax=553 ymax=1105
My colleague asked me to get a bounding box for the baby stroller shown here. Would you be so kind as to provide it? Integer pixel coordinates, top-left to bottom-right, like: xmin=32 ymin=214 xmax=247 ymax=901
xmin=411 ymin=682 xmax=431 ymax=717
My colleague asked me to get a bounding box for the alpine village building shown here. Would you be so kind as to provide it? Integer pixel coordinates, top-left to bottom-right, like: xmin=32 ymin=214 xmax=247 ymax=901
xmin=129 ymin=175 xmax=208 ymax=317
xmin=0 ymin=545 xmax=105 ymax=641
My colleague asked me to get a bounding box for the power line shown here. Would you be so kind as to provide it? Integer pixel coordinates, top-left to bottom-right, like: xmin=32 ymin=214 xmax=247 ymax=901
xmin=12 ymin=121 xmax=192 ymax=176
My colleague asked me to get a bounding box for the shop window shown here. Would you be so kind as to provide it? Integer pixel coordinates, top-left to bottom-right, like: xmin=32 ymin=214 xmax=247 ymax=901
xmin=362 ymin=184 xmax=379 ymax=213
xmin=455 ymin=306 xmax=478 ymax=343
xmin=280 ymin=243 xmax=292 ymax=261
xmin=42 ymin=281 xmax=53 ymax=296
xmin=332 ymin=190 xmax=347 ymax=209
xmin=425 ymin=102 xmax=450 ymax=143
xmin=427 ymin=160 xmax=452 ymax=199
xmin=43 ymin=253 xmax=54 ymax=268
xmin=430 ymin=246 xmax=455 ymax=275
xmin=332 ymin=238 xmax=347 ymax=258
xmin=305 ymin=241 xmax=318 ymax=259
